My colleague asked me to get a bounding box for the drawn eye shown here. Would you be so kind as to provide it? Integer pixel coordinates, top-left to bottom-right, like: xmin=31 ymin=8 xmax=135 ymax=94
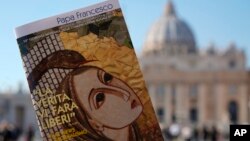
xmin=95 ymin=92 xmax=105 ymax=109
xmin=103 ymin=73 xmax=113 ymax=84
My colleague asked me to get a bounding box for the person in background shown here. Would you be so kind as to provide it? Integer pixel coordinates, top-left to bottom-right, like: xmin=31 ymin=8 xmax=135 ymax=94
xmin=181 ymin=125 xmax=192 ymax=141
xmin=202 ymin=126 xmax=209 ymax=141
xmin=26 ymin=125 xmax=34 ymax=141
xmin=0 ymin=121 xmax=12 ymax=141
xmin=168 ymin=122 xmax=181 ymax=140
xmin=12 ymin=124 xmax=22 ymax=140
xmin=192 ymin=126 xmax=200 ymax=141
xmin=211 ymin=126 xmax=218 ymax=141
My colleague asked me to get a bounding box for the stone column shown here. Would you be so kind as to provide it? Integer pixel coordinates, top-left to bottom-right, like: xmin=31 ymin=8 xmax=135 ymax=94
xmin=198 ymin=83 xmax=207 ymax=126
xmin=239 ymin=84 xmax=248 ymax=123
xmin=175 ymin=84 xmax=189 ymax=124
xmin=165 ymin=84 xmax=171 ymax=124
xmin=215 ymin=83 xmax=226 ymax=127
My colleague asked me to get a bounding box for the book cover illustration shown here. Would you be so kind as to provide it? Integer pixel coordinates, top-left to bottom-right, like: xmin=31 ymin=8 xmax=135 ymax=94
xmin=15 ymin=0 xmax=163 ymax=140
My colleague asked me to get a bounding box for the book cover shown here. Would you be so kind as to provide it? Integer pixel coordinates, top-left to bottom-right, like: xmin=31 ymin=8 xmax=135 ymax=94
xmin=15 ymin=0 xmax=163 ymax=140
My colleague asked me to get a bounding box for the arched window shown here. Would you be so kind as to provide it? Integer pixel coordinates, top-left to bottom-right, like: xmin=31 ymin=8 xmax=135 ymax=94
xmin=228 ymin=101 xmax=238 ymax=123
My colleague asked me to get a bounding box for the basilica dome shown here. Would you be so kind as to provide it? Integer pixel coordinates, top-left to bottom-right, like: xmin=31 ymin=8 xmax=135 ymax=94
xmin=143 ymin=1 xmax=196 ymax=55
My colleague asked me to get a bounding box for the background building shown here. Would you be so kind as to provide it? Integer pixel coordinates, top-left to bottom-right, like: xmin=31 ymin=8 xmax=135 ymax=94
xmin=0 ymin=1 xmax=249 ymax=141
xmin=0 ymin=87 xmax=40 ymax=140
xmin=0 ymin=90 xmax=37 ymax=130
xmin=140 ymin=0 xmax=249 ymax=134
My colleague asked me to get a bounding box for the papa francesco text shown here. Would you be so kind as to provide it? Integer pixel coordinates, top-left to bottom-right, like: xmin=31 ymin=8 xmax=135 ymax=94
xmin=33 ymin=88 xmax=79 ymax=130
xmin=56 ymin=3 xmax=113 ymax=25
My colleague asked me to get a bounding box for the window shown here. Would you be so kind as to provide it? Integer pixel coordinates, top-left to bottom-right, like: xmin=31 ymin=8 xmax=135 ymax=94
xmin=229 ymin=60 xmax=236 ymax=69
xmin=157 ymin=107 xmax=165 ymax=122
xmin=228 ymin=101 xmax=238 ymax=123
xmin=189 ymin=85 xmax=198 ymax=97
xmin=189 ymin=108 xmax=198 ymax=123
xmin=156 ymin=85 xmax=165 ymax=98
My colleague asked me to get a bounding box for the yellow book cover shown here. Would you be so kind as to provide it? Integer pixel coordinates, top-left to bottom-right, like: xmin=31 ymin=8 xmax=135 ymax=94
xmin=15 ymin=0 xmax=163 ymax=140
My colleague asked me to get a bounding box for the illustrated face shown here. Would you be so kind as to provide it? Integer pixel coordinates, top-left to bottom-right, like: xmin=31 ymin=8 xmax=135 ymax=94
xmin=73 ymin=67 xmax=143 ymax=129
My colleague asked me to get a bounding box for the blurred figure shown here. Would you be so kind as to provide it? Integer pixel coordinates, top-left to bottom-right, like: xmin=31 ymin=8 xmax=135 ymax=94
xmin=11 ymin=124 xmax=22 ymax=140
xmin=163 ymin=126 xmax=173 ymax=140
xmin=202 ymin=126 xmax=209 ymax=141
xmin=25 ymin=125 xmax=34 ymax=141
xmin=0 ymin=121 xmax=12 ymax=141
xmin=181 ymin=125 xmax=192 ymax=141
xmin=169 ymin=122 xmax=181 ymax=140
xmin=192 ymin=126 xmax=200 ymax=141
xmin=211 ymin=126 xmax=218 ymax=141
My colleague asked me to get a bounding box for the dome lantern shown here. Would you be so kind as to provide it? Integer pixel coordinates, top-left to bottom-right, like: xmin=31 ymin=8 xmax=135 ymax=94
xmin=165 ymin=0 xmax=176 ymax=17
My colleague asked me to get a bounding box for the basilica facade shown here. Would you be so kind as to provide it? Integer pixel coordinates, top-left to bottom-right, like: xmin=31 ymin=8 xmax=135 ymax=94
xmin=140 ymin=1 xmax=249 ymax=131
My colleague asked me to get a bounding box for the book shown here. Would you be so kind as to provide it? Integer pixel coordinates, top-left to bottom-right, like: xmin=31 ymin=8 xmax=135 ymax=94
xmin=15 ymin=0 xmax=163 ymax=140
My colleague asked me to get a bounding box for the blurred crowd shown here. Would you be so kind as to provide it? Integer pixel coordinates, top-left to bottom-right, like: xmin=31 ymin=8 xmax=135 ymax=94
xmin=162 ymin=123 xmax=229 ymax=141
xmin=0 ymin=120 xmax=231 ymax=141
xmin=0 ymin=121 xmax=36 ymax=141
